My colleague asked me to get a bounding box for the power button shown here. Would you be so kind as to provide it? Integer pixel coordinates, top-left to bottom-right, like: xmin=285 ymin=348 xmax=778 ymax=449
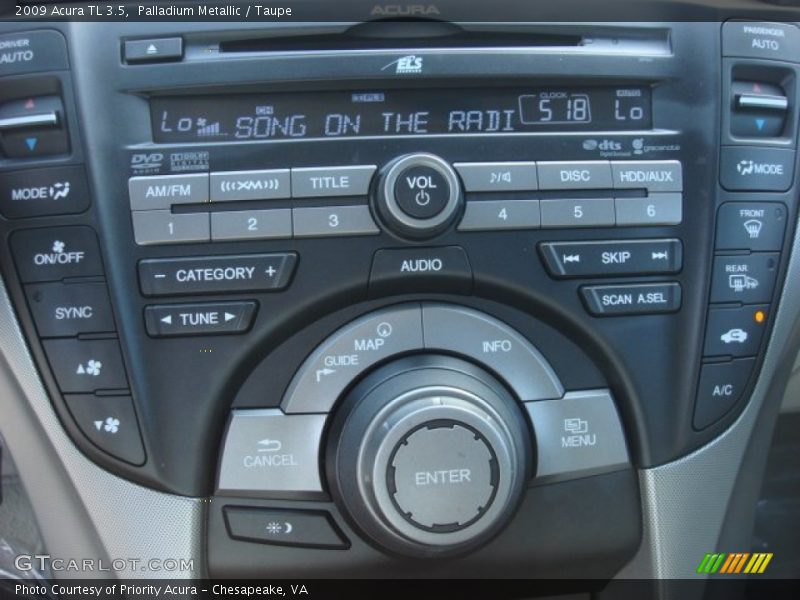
xmin=377 ymin=153 xmax=462 ymax=238
xmin=394 ymin=165 xmax=450 ymax=219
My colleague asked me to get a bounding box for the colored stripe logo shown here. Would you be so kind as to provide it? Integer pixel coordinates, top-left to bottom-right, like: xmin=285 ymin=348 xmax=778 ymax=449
xmin=697 ymin=552 xmax=773 ymax=574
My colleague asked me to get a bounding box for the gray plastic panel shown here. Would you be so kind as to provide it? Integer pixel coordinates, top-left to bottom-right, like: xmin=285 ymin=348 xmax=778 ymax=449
xmin=0 ymin=276 xmax=204 ymax=578
xmin=618 ymin=207 xmax=800 ymax=584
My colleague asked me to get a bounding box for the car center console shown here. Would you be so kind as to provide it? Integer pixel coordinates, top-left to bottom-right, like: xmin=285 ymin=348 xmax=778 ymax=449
xmin=0 ymin=18 xmax=799 ymax=578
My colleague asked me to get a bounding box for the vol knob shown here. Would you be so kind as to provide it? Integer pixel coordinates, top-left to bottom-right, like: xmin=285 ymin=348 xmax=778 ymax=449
xmin=375 ymin=153 xmax=462 ymax=238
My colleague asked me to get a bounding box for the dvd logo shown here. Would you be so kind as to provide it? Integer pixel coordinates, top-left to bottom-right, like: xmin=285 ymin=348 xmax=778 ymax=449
xmin=382 ymin=55 xmax=423 ymax=74
xmin=131 ymin=153 xmax=163 ymax=172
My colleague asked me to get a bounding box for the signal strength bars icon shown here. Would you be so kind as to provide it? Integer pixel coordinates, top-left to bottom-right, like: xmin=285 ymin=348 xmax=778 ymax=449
xmin=197 ymin=122 xmax=222 ymax=136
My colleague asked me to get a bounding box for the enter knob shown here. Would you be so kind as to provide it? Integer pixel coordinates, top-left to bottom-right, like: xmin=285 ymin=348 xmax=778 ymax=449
xmin=376 ymin=153 xmax=462 ymax=238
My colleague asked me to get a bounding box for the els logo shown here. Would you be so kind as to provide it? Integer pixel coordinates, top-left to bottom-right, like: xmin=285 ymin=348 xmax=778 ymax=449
xmin=697 ymin=552 xmax=773 ymax=575
xmin=382 ymin=54 xmax=423 ymax=74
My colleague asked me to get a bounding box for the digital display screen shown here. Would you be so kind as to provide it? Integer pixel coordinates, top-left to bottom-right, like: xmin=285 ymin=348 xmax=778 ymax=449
xmin=151 ymin=86 xmax=652 ymax=143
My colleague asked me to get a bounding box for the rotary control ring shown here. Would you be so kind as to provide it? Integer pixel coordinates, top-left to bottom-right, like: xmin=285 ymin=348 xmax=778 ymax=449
xmin=326 ymin=354 xmax=532 ymax=557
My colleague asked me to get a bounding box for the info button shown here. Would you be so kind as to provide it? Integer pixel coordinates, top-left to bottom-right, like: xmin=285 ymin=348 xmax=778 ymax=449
xmin=369 ymin=246 xmax=472 ymax=297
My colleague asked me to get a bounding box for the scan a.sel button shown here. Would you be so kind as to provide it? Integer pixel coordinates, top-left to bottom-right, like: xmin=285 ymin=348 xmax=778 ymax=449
xmin=138 ymin=253 xmax=297 ymax=297
xmin=281 ymin=306 xmax=424 ymax=414
xmin=581 ymin=283 xmax=682 ymax=316
xmin=218 ymin=409 xmax=327 ymax=493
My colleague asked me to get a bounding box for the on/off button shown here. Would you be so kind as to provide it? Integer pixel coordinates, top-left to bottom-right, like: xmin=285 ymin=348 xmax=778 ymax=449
xmin=394 ymin=165 xmax=450 ymax=219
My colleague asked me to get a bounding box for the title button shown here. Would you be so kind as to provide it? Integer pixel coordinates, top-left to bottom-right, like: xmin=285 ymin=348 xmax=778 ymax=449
xmin=291 ymin=165 xmax=375 ymax=198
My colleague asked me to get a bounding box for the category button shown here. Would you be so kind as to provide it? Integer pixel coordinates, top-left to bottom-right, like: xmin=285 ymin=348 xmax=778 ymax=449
xmin=0 ymin=166 xmax=90 ymax=219
xmin=710 ymin=253 xmax=779 ymax=304
xmin=537 ymin=161 xmax=612 ymax=190
xmin=138 ymin=253 xmax=297 ymax=296
xmin=25 ymin=282 xmax=115 ymax=337
xmin=369 ymin=246 xmax=472 ymax=296
xmin=540 ymin=239 xmax=682 ymax=278
xmin=218 ymin=410 xmax=327 ymax=493
xmin=611 ymin=160 xmax=683 ymax=192
xmin=128 ymin=173 xmax=209 ymax=210
xmin=210 ymin=169 xmax=290 ymax=202
xmin=145 ymin=301 xmax=257 ymax=337
xmin=581 ymin=282 xmax=682 ymax=316
xmin=291 ymin=165 xmax=376 ymax=198
xmin=454 ymin=161 xmax=538 ymax=192
xmin=10 ymin=226 xmax=104 ymax=283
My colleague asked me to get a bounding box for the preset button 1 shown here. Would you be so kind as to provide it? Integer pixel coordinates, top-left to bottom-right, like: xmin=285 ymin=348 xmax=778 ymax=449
xmin=138 ymin=253 xmax=297 ymax=296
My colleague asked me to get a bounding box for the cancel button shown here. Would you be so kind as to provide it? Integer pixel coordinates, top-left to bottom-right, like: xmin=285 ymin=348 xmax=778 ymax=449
xmin=368 ymin=246 xmax=473 ymax=297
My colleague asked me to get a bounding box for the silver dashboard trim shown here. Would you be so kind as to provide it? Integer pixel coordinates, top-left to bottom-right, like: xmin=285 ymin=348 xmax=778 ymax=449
xmin=618 ymin=209 xmax=800 ymax=584
xmin=0 ymin=277 xmax=204 ymax=579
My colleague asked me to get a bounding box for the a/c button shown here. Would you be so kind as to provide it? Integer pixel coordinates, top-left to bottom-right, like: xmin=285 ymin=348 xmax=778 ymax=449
xmin=694 ymin=358 xmax=755 ymax=429
xmin=368 ymin=246 xmax=473 ymax=297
